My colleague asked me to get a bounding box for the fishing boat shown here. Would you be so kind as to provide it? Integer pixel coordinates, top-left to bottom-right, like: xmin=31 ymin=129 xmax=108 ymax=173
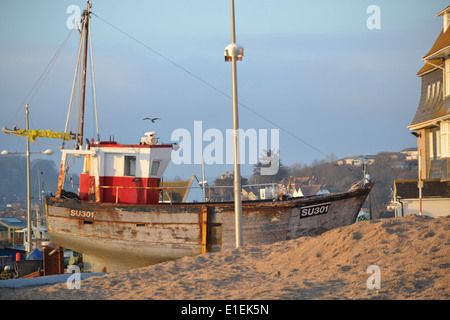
xmin=5 ymin=2 xmax=372 ymax=272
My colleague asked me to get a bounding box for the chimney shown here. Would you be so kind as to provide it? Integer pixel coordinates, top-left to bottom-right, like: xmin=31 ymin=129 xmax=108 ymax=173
xmin=437 ymin=6 xmax=450 ymax=32
xmin=444 ymin=13 xmax=450 ymax=32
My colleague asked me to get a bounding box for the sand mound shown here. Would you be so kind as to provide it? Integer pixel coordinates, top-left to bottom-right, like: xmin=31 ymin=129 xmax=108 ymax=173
xmin=1 ymin=214 xmax=449 ymax=300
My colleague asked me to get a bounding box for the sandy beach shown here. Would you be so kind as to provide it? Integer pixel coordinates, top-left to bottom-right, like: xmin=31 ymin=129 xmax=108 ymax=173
xmin=0 ymin=214 xmax=448 ymax=300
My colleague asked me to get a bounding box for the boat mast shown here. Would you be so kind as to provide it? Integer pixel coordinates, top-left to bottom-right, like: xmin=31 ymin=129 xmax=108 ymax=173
xmin=57 ymin=1 xmax=91 ymax=197
xmin=78 ymin=1 xmax=91 ymax=149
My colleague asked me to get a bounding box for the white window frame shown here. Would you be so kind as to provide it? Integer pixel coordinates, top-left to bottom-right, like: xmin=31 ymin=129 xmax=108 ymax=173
xmin=441 ymin=121 xmax=449 ymax=158
xmin=445 ymin=59 xmax=450 ymax=97
xmin=429 ymin=128 xmax=440 ymax=159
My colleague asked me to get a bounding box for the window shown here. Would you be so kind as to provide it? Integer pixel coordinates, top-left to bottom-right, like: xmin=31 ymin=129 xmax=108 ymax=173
xmin=445 ymin=59 xmax=450 ymax=97
xmin=429 ymin=128 xmax=440 ymax=159
xmin=124 ymin=156 xmax=136 ymax=176
xmin=425 ymin=81 xmax=442 ymax=110
xmin=441 ymin=121 xmax=449 ymax=158
xmin=425 ymin=85 xmax=431 ymax=110
xmin=431 ymin=83 xmax=437 ymax=109
xmin=151 ymin=161 xmax=161 ymax=176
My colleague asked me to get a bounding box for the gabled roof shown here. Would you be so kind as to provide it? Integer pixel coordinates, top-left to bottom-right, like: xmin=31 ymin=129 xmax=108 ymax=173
xmin=299 ymin=185 xmax=324 ymax=196
xmin=337 ymin=154 xmax=376 ymax=161
xmin=436 ymin=5 xmax=450 ymax=17
xmin=293 ymin=177 xmax=311 ymax=185
xmin=0 ymin=217 xmax=27 ymax=229
xmin=423 ymin=27 xmax=450 ymax=60
xmin=421 ymin=6 xmax=450 ymax=61
xmin=279 ymin=177 xmax=312 ymax=187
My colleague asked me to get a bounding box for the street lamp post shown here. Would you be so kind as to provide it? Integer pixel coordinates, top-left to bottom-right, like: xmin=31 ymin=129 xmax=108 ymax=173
xmin=411 ymin=131 xmax=422 ymax=215
xmin=225 ymin=0 xmax=244 ymax=248
xmin=1 ymin=105 xmax=55 ymax=253
xmin=26 ymin=104 xmax=31 ymax=254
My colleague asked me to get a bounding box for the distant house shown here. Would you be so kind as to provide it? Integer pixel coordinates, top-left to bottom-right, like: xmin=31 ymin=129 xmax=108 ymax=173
xmin=291 ymin=185 xmax=329 ymax=198
xmin=217 ymin=171 xmax=233 ymax=180
xmin=400 ymin=147 xmax=419 ymax=170
xmin=292 ymin=177 xmax=312 ymax=186
xmin=241 ymin=189 xmax=258 ymax=201
xmin=400 ymin=147 xmax=418 ymax=162
xmin=395 ymin=6 xmax=450 ymax=217
xmin=279 ymin=177 xmax=329 ymax=198
xmin=0 ymin=217 xmax=26 ymax=242
xmin=336 ymin=155 xmax=375 ymax=166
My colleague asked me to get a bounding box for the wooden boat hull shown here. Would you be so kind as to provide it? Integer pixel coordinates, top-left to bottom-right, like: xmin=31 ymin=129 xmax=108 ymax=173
xmin=45 ymin=184 xmax=372 ymax=272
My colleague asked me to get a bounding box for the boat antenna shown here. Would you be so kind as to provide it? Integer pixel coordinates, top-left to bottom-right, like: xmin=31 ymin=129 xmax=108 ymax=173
xmin=225 ymin=0 xmax=244 ymax=248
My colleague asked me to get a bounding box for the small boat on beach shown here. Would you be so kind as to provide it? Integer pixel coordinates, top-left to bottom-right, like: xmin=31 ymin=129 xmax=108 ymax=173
xmin=45 ymin=133 xmax=372 ymax=272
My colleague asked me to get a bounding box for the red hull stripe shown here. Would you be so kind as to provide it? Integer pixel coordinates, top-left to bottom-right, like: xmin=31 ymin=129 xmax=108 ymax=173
xmin=91 ymin=142 xmax=172 ymax=149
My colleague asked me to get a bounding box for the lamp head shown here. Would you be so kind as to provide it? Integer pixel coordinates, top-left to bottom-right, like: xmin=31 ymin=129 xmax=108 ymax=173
xmin=224 ymin=43 xmax=244 ymax=62
xmin=43 ymin=149 xmax=55 ymax=155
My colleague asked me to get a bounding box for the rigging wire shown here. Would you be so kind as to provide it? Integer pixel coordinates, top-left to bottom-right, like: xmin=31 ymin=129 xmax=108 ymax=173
xmin=10 ymin=134 xmax=63 ymax=150
xmin=63 ymin=24 xmax=85 ymax=149
xmin=88 ymin=18 xmax=100 ymax=142
xmin=91 ymin=13 xmax=331 ymax=159
xmin=6 ymin=28 xmax=75 ymax=129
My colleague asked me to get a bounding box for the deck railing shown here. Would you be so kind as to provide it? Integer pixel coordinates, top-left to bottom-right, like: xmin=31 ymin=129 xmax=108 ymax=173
xmin=98 ymin=182 xmax=305 ymax=204
xmin=100 ymin=186 xmax=174 ymax=204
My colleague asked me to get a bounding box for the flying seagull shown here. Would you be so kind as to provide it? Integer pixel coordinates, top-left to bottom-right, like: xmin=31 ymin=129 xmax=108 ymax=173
xmin=143 ymin=117 xmax=162 ymax=123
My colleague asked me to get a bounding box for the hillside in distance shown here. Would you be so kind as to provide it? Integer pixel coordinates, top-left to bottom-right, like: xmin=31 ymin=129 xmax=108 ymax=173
xmin=0 ymin=156 xmax=79 ymax=208
xmin=287 ymin=151 xmax=418 ymax=217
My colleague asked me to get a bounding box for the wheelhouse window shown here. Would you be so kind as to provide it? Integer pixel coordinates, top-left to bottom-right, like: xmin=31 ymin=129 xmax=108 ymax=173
xmin=124 ymin=156 xmax=136 ymax=176
xmin=151 ymin=160 xmax=161 ymax=176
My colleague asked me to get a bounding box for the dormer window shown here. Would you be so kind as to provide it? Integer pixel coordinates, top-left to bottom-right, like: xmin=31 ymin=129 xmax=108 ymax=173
xmin=425 ymin=81 xmax=441 ymax=110
xmin=429 ymin=83 xmax=436 ymax=105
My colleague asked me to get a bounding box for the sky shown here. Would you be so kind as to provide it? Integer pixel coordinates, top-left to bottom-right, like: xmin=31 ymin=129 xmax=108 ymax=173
xmin=0 ymin=0 xmax=449 ymax=184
